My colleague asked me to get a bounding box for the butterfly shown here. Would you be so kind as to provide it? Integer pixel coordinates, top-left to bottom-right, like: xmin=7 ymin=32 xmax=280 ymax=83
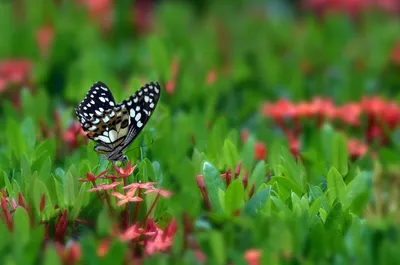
xmin=75 ymin=81 xmax=161 ymax=162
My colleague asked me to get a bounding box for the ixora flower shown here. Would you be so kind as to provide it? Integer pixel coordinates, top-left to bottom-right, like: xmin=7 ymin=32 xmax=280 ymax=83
xmin=143 ymin=219 xmax=177 ymax=255
xmin=111 ymin=190 xmax=143 ymax=206
xmin=113 ymin=161 xmax=137 ymax=178
xmin=78 ymin=170 xmax=108 ymax=182
xmin=87 ymin=182 xmax=123 ymax=192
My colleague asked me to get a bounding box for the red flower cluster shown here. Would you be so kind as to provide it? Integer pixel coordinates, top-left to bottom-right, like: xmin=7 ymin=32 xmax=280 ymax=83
xmin=0 ymin=60 xmax=33 ymax=107
xmin=261 ymin=96 xmax=400 ymax=159
xmin=78 ymin=162 xmax=176 ymax=259
xmin=304 ymin=0 xmax=400 ymax=16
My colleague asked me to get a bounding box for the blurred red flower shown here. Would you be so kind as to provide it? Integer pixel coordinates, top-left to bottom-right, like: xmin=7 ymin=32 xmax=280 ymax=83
xmin=348 ymin=138 xmax=368 ymax=159
xmin=36 ymin=25 xmax=54 ymax=57
xmin=206 ymin=70 xmax=217 ymax=85
xmin=244 ymin=249 xmax=262 ymax=265
xmin=262 ymin=99 xmax=296 ymax=120
xmin=0 ymin=59 xmax=32 ymax=89
xmin=254 ymin=141 xmax=267 ymax=160
xmin=335 ymin=103 xmax=362 ymax=126
xmin=63 ymin=121 xmax=87 ymax=150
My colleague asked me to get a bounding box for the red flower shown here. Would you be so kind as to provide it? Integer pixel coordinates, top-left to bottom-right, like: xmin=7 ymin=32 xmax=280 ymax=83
xmin=335 ymin=103 xmax=362 ymax=126
xmin=144 ymin=219 xmax=177 ymax=255
xmin=206 ymin=70 xmax=217 ymax=85
xmin=294 ymin=101 xmax=315 ymax=118
xmin=119 ymin=222 xmax=144 ymax=241
xmin=361 ymin=96 xmax=386 ymax=118
xmin=87 ymin=182 xmax=123 ymax=192
xmin=124 ymin=182 xmax=157 ymax=191
xmin=0 ymin=59 xmax=32 ymax=87
xmin=144 ymin=187 xmax=173 ymax=198
xmin=261 ymin=99 xmax=296 ymax=120
xmin=382 ymin=102 xmax=400 ymax=129
xmin=241 ymin=128 xmax=249 ymax=143
xmin=165 ymin=80 xmax=175 ymax=95
xmin=78 ymin=170 xmax=108 ymax=182
xmin=244 ymin=249 xmax=262 ymax=265
xmin=310 ymin=97 xmax=336 ymax=120
xmin=113 ymin=161 xmax=137 ymax=178
xmin=55 ymin=241 xmax=81 ymax=265
xmin=36 ymin=25 xmax=54 ymax=57
xmin=63 ymin=121 xmax=87 ymax=150
xmin=348 ymin=138 xmax=368 ymax=159
xmin=111 ymin=190 xmax=143 ymax=206
xmin=254 ymin=142 xmax=267 ymax=160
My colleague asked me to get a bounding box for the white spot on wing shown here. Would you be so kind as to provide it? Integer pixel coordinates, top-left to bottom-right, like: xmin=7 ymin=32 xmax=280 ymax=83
xmin=109 ymin=130 xmax=118 ymax=142
xmin=133 ymin=97 xmax=138 ymax=103
xmin=137 ymin=121 xmax=143 ymax=128
xmin=144 ymin=96 xmax=149 ymax=102
xmin=136 ymin=106 xmax=140 ymax=111
xmin=109 ymin=101 xmax=115 ymax=106
xmin=150 ymin=103 xmax=155 ymax=108
xmin=154 ymin=86 xmax=159 ymax=93
xmin=130 ymin=109 xmax=136 ymax=118
xmin=103 ymin=116 xmax=110 ymax=123
xmin=89 ymin=125 xmax=97 ymax=131
xmin=135 ymin=113 xmax=141 ymax=121
xmin=90 ymin=100 xmax=95 ymax=104
xmin=101 ymin=86 xmax=108 ymax=91
xmin=99 ymin=97 xmax=105 ymax=102
xmin=95 ymin=110 xmax=102 ymax=116
xmin=97 ymin=135 xmax=111 ymax=143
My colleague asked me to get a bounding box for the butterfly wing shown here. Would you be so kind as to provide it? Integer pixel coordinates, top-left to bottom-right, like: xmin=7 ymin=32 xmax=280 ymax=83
xmin=75 ymin=81 xmax=118 ymax=143
xmin=107 ymin=81 xmax=161 ymax=158
xmin=75 ymin=81 xmax=161 ymax=161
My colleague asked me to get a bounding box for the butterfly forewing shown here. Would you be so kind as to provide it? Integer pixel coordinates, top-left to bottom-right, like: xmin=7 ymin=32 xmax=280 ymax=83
xmin=75 ymin=81 xmax=161 ymax=162
xmin=116 ymin=82 xmax=161 ymax=150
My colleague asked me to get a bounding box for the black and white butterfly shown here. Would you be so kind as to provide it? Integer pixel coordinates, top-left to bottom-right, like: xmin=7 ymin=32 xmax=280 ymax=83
xmin=75 ymin=81 xmax=161 ymax=162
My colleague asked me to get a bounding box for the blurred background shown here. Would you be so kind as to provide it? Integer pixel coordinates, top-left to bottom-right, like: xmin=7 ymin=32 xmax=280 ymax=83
xmin=1 ymin=0 xmax=400 ymax=263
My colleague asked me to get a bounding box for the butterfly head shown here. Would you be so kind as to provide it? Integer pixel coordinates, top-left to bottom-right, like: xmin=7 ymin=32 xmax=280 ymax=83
xmin=108 ymin=152 xmax=127 ymax=163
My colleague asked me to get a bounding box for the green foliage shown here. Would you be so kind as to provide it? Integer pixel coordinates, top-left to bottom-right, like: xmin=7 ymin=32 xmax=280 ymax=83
xmin=0 ymin=1 xmax=400 ymax=264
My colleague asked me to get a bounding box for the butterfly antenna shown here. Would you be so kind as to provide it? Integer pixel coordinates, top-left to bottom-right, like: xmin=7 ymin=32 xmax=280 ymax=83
xmin=124 ymin=139 xmax=156 ymax=155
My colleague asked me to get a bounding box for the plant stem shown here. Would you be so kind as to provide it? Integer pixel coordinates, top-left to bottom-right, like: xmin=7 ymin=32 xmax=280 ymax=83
xmin=132 ymin=188 xmax=142 ymax=223
xmin=143 ymin=193 xmax=160 ymax=224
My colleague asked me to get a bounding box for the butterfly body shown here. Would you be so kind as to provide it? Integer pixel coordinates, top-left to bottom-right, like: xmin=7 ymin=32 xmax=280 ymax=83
xmin=75 ymin=81 xmax=161 ymax=162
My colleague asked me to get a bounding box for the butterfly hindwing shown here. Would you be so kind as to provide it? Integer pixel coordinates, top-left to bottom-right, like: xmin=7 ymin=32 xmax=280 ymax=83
xmin=118 ymin=81 xmax=161 ymax=149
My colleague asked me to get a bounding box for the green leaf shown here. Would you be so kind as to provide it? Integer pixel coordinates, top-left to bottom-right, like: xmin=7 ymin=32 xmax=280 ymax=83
xmin=43 ymin=245 xmax=62 ymax=265
xmin=325 ymin=202 xmax=344 ymax=233
xmin=63 ymin=172 xmax=76 ymax=208
xmin=13 ymin=207 xmax=30 ymax=248
xmin=224 ymin=180 xmax=244 ymax=215
xmin=243 ymin=187 xmax=271 ymax=217
xmin=209 ymin=231 xmax=226 ymax=265
xmin=223 ymin=139 xmax=240 ymax=171
xmin=270 ymin=176 xmax=302 ymax=197
xmin=39 ymin=156 xmax=52 ymax=185
xmin=100 ymin=240 xmax=127 ymax=265
xmin=3 ymin=171 xmax=13 ymax=196
xmin=33 ymin=178 xmax=52 ymax=219
xmin=202 ymin=161 xmax=225 ymax=213
xmin=326 ymin=167 xmax=347 ymax=206
xmin=242 ymin=136 xmax=256 ymax=170
xmin=249 ymin=160 xmax=266 ymax=189
xmin=97 ymin=206 xmax=112 ymax=236
xmin=332 ymin=133 xmax=349 ymax=176
xmin=139 ymin=158 xmax=155 ymax=183
xmin=71 ymin=183 xmax=88 ymax=219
